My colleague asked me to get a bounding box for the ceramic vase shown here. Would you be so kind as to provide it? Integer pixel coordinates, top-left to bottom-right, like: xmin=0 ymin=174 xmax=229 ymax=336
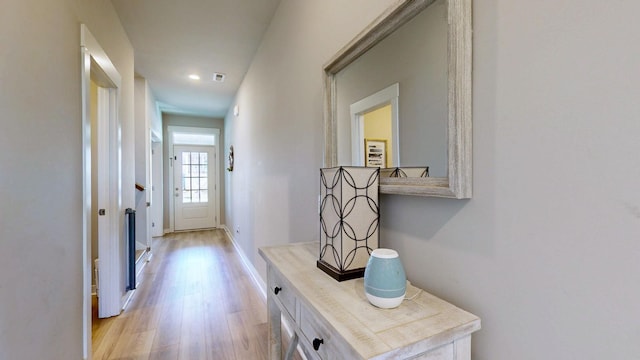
xmin=363 ymin=248 xmax=406 ymax=308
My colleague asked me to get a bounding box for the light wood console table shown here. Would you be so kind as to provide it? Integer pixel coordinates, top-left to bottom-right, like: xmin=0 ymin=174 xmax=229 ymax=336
xmin=259 ymin=242 xmax=481 ymax=360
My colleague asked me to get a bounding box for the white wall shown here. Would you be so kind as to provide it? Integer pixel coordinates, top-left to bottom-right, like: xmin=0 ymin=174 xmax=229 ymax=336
xmin=135 ymin=77 xmax=150 ymax=249
xmin=149 ymin=97 xmax=162 ymax=141
xmin=0 ymin=0 xmax=135 ymax=358
xmin=225 ymin=0 xmax=640 ymax=358
xmin=135 ymin=77 xmax=160 ymax=248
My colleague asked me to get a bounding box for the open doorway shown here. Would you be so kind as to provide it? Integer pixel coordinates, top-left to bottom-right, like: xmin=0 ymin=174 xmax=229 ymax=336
xmin=81 ymin=24 xmax=125 ymax=358
xmin=350 ymin=83 xmax=400 ymax=167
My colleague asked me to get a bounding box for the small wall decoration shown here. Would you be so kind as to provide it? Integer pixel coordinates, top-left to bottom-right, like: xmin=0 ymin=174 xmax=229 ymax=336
xmin=364 ymin=139 xmax=387 ymax=168
xmin=227 ymin=145 xmax=234 ymax=172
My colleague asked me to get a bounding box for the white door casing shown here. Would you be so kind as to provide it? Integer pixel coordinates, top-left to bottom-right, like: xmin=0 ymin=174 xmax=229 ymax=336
xmin=173 ymin=145 xmax=217 ymax=230
xmin=350 ymin=83 xmax=400 ymax=167
xmin=150 ymin=140 xmax=164 ymax=237
xmin=81 ymin=24 xmax=123 ymax=359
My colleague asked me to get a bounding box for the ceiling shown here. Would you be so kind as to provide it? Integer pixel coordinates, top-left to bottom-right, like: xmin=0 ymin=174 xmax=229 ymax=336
xmin=111 ymin=0 xmax=282 ymax=118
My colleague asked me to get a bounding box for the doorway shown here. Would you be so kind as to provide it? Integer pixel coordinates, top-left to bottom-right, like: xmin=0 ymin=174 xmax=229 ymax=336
xmin=350 ymin=83 xmax=400 ymax=167
xmin=90 ymin=77 xmax=121 ymax=319
xmin=173 ymin=145 xmax=217 ymax=230
xmin=167 ymin=126 xmax=220 ymax=232
xmin=81 ymin=24 xmax=124 ymax=359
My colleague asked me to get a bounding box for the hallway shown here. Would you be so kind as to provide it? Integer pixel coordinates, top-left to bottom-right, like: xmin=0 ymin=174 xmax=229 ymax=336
xmin=91 ymin=230 xmax=274 ymax=359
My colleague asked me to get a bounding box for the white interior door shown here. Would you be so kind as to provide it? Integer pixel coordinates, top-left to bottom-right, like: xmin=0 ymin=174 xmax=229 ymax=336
xmin=173 ymin=145 xmax=217 ymax=231
xmin=96 ymin=86 xmax=122 ymax=319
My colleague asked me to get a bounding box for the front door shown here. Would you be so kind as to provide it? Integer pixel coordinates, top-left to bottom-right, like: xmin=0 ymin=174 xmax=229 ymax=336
xmin=173 ymin=145 xmax=216 ymax=231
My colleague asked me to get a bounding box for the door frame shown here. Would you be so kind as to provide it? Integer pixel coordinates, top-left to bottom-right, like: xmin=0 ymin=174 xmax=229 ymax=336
xmin=173 ymin=144 xmax=217 ymax=231
xmin=150 ymin=134 xmax=164 ymax=237
xmin=350 ymin=83 xmax=400 ymax=166
xmin=167 ymin=126 xmax=220 ymax=232
xmin=81 ymin=24 xmax=122 ymax=359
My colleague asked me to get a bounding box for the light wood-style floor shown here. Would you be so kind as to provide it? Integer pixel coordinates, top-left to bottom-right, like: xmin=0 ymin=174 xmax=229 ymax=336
xmin=92 ymin=229 xmax=300 ymax=360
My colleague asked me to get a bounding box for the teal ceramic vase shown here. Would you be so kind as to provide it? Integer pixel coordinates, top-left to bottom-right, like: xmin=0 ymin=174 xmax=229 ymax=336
xmin=363 ymin=248 xmax=406 ymax=308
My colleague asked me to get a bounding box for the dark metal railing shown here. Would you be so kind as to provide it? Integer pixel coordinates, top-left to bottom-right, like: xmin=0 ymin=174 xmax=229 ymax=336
xmin=125 ymin=208 xmax=136 ymax=291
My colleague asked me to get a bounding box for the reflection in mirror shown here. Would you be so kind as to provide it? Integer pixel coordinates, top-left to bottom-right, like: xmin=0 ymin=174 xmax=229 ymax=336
xmin=381 ymin=167 xmax=429 ymax=178
xmin=337 ymin=0 xmax=447 ymax=177
xmin=323 ymin=0 xmax=472 ymax=198
xmin=349 ymin=83 xmax=399 ymax=168
xmin=362 ymin=106 xmax=392 ymax=167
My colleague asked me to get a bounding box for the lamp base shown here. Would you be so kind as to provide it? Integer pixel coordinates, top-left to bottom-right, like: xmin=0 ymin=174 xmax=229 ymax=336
xmin=365 ymin=292 xmax=405 ymax=309
xmin=317 ymin=260 xmax=364 ymax=282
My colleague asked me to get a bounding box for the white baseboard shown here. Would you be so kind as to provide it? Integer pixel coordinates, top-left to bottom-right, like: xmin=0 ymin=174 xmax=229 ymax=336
xmin=121 ymin=288 xmax=136 ymax=311
xmin=221 ymin=225 xmax=266 ymax=300
xmin=221 ymin=225 xmax=305 ymax=359
xmin=163 ymin=228 xmax=171 ymax=235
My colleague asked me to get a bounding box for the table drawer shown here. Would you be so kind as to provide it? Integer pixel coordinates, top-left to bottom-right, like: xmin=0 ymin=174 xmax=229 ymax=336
xmin=268 ymin=268 xmax=297 ymax=320
xmin=299 ymin=303 xmax=348 ymax=360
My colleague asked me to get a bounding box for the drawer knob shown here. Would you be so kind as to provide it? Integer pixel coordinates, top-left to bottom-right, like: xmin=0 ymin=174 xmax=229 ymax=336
xmin=313 ymin=338 xmax=324 ymax=351
xmin=274 ymin=286 xmax=282 ymax=295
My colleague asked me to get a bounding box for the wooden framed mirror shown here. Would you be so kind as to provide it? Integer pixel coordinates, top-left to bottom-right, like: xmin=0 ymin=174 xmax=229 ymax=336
xmin=323 ymin=0 xmax=472 ymax=198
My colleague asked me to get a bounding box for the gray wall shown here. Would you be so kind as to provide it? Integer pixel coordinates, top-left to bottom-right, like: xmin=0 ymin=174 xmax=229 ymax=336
xmin=0 ymin=0 xmax=136 ymax=358
xmin=162 ymin=113 xmax=225 ymax=229
xmin=224 ymin=0 xmax=640 ymax=359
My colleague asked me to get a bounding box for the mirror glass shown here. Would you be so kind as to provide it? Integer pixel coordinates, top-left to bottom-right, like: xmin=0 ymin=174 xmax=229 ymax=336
xmin=323 ymin=0 xmax=472 ymax=198
xmin=335 ymin=0 xmax=448 ymax=177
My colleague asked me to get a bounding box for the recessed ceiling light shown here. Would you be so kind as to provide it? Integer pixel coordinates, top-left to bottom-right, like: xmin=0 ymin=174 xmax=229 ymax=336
xmin=188 ymin=74 xmax=201 ymax=80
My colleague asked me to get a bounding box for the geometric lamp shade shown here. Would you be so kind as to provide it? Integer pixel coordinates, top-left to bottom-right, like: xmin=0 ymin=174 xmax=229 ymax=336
xmin=318 ymin=166 xmax=380 ymax=281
